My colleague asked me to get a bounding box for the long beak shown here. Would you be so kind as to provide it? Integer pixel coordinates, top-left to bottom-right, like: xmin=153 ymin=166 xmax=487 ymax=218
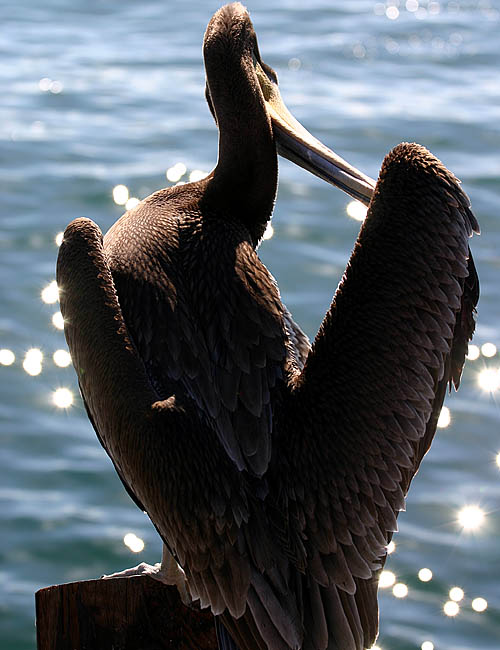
xmin=256 ymin=63 xmax=376 ymax=207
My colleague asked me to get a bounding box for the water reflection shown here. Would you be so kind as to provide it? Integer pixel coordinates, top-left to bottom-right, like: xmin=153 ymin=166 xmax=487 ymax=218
xmin=449 ymin=586 xmax=464 ymax=602
xmin=52 ymin=311 xmax=64 ymax=330
xmin=125 ymin=197 xmax=140 ymax=211
xmin=113 ymin=184 xmax=129 ymax=205
xmin=41 ymin=280 xmax=59 ymax=304
xmin=189 ymin=170 xmax=207 ymax=183
xmin=481 ymin=342 xmax=497 ymax=358
xmin=53 ymin=349 xmax=71 ymax=368
xmin=379 ymin=570 xmax=396 ymax=588
xmin=457 ymin=505 xmax=484 ymax=531
xmin=443 ymin=600 xmax=459 ymax=617
xmin=471 ymin=597 xmax=488 ymax=612
xmin=437 ymin=405 xmax=450 ymax=428
xmin=166 ymin=163 xmax=187 ymax=183
xmin=418 ymin=567 xmax=433 ymax=582
xmin=466 ymin=344 xmax=480 ymax=361
xmin=123 ymin=533 xmax=145 ymax=553
xmin=478 ymin=367 xmax=500 ymax=392
xmin=23 ymin=348 xmax=43 ymax=376
xmin=346 ymin=200 xmax=367 ymax=222
xmin=392 ymin=583 xmax=408 ymax=598
xmin=52 ymin=388 xmax=73 ymax=409
xmin=0 ymin=349 xmax=15 ymax=366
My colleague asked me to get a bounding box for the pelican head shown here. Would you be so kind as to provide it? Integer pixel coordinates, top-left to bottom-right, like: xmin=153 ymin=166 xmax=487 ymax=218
xmin=203 ymin=3 xmax=375 ymax=210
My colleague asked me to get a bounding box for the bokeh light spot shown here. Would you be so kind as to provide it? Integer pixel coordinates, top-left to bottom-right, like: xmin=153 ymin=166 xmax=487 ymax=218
xmin=418 ymin=568 xmax=433 ymax=582
xmin=125 ymin=197 xmax=140 ymax=211
xmin=263 ymin=223 xmax=274 ymax=240
xmin=466 ymin=344 xmax=480 ymax=360
xmin=55 ymin=231 xmax=64 ymax=247
xmin=123 ymin=533 xmax=145 ymax=553
xmin=41 ymin=280 xmax=59 ymax=304
xmin=379 ymin=570 xmax=396 ymax=588
xmin=444 ymin=600 xmax=460 ymax=617
xmin=346 ymin=200 xmax=368 ymax=222
xmin=52 ymin=311 xmax=65 ymax=330
xmin=166 ymin=163 xmax=187 ymax=183
xmin=471 ymin=597 xmax=488 ymax=612
xmin=386 ymin=6 xmax=400 ymax=19
xmin=421 ymin=642 xmax=434 ymax=650
xmin=481 ymin=342 xmax=497 ymax=358
xmin=52 ymin=388 xmax=73 ymax=408
xmin=437 ymin=405 xmax=450 ymax=428
xmin=113 ymin=184 xmax=129 ymax=205
xmin=189 ymin=169 xmax=208 ymax=183
xmin=478 ymin=368 xmax=500 ymax=392
xmin=0 ymin=349 xmax=15 ymax=366
xmin=458 ymin=505 xmax=484 ymax=531
xmin=449 ymin=587 xmax=464 ymax=602
xmin=23 ymin=348 xmax=43 ymax=376
xmin=387 ymin=541 xmax=396 ymax=554
xmin=53 ymin=349 xmax=71 ymax=368
xmin=393 ymin=583 xmax=408 ymax=598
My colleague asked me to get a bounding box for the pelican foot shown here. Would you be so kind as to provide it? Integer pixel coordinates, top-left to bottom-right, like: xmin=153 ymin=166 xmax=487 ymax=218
xmin=102 ymin=562 xmax=163 ymax=580
xmin=102 ymin=546 xmax=191 ymax=607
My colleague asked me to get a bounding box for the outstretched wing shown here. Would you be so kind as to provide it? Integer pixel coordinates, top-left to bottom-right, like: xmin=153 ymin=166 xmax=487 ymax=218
xmin=57 ymin=217 xmax=304 ymax=650
xmin=284 ymin=143 xmax=479 ymax=649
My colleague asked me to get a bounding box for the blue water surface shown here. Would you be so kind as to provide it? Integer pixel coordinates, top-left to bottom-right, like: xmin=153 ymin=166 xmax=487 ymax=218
xmin=1 ymin=1 xmax=499 ymax=649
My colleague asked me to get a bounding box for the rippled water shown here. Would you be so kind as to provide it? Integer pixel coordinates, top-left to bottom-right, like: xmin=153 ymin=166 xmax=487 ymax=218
xmin=1 ymin=2 xmax=499 ymax=649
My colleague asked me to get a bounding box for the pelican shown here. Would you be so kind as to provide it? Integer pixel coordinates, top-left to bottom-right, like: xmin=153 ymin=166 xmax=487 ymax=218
xmin=56 ymin=3 xmax=479 ymax=649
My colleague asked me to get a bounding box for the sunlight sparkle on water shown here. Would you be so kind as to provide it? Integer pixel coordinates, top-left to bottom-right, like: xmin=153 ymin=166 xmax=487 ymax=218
xmin=458 ymin=505 xmax=484 ymax=531
xmin=437 ymin=405 xmax=450 ymax=428
xmin=166 ymin=163 xmax=187 ymax=183
xmin=481 ymin=342 xmax=497 ymax=358
xmin=449 ymin=587 xmax=464 ymax=602
xmin=418 ymin=568 xmax=433 ymax=582
xmin=52 ymin=311 xmax=64 ymax=330
xmin=379 ymin=570 xmax=396 ymax=588
xmin=125 ymin=197 xmax=140 ymax=211
xmin=466 ymin=344 xmax=480 ymax=361
xmin=421 ymin=643 xmax=434 ymax=650
xmin=444 ymin=600 xmax=460 ymax=617
xmin=23 ymin=348 xmax=43 ymax=376
xmin=386 ymin=6 xmax=399 ymax=19
xmin=55 ymin=232 xmax=64 ymax=247
xmin=0 ymin=349 xmax=15 ymax=366
xmin=406 ymin=0 xmax=419 ymax=11
xmin=113 ymin=184 xmax=129 ymax=205
xmin=123 ymin=533 xmax=145 ymax=553
xmin=53 ymin=349 xmax=71 ymax=368
xmin=346 ymin=200 xmax=368 ymax=222
xmin=478 ymin=368 xmax=500 ymax=392
xmin=41 ymin=280 xmax=59 ymax=304
xmin=387 ymin=540 xmax=396 ymax=554
xmin=52 ymin=388 xmax=73 ymax=408
xmin=472 ymin=597 xmax=488 ymax=612
xmin=189 ymin=169 xmax=207 ymax=183
xmin=393 ymin=583 xmax=408 ymax=599
xmin=496 ymin=452 xmax=500 ymax=469
xmin=263 ymin=223 xmax=274 ymax=240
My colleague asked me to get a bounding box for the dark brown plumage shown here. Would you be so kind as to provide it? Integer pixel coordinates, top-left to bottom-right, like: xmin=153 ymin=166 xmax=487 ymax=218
xmin=56 ymin=4 xmax=479 ymax=650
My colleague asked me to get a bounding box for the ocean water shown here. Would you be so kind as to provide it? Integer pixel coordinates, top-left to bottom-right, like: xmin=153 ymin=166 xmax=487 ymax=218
xmin=1 ymin=1 xmax=499 ymax=649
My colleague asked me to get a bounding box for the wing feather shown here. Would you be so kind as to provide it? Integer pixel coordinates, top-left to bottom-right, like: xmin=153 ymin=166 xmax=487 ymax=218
xmin=284 ymin=143 xmax=479 ymax=648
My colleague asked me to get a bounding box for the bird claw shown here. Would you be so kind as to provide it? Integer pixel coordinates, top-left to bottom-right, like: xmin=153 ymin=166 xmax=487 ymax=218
xmin=101 ymin=559 xmax=192 ymax=606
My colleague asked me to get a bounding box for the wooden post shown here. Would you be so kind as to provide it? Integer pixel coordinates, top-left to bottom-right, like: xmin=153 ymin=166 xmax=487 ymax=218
xmin=35 ymin=576 xmax=218 ymax=650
